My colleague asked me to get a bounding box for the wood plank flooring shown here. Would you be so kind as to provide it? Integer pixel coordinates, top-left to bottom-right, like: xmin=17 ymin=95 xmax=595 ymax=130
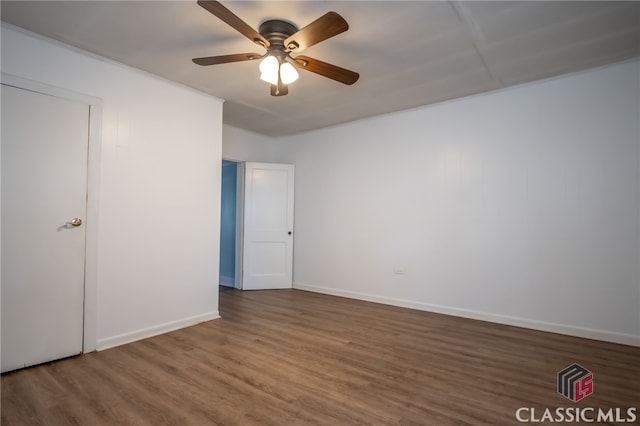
xmin=2 ymin=288 xmax=639 ymax=425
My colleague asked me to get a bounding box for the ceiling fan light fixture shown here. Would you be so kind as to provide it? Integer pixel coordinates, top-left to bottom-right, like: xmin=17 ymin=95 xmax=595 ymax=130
xmin=279 ymin=62 xmax=299 ymax=85
xmin=194 ymin=2 xmax=359 ymax=95
xmin=259 ymin=55 xmax=279 ymax=85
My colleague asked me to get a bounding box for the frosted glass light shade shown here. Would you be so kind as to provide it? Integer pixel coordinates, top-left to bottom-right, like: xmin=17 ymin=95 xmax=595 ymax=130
xmin=279 ymin=62 xmax=299 ymax=84
xmin=259 ymin=56 xmax=279 ymax=85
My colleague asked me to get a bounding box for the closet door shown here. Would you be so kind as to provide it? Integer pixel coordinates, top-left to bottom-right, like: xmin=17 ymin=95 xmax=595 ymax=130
xmin=1 ymin=84 xmax=88 ymax=372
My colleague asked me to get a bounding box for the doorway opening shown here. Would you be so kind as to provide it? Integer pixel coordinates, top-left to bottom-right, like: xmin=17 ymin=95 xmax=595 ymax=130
xmin=219 ymin=159 xmax=243 ymax=289
xmin=218 ymin=161 xmax=295 ymax=292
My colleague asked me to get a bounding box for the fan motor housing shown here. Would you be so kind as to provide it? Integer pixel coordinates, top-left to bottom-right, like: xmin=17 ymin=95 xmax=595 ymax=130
xmin=259 ymin=19 xmax=298 ymax=48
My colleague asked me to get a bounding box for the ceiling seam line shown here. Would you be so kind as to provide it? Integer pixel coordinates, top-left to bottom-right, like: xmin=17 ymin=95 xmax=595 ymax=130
xmin=450 ymin=1 xmax=504 ymax=88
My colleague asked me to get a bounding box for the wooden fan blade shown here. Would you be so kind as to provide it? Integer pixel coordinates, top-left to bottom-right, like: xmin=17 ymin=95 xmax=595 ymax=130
xmin=293 ymin=55 xmax=359 ymax=85
xmin=284 ymin=12 xmax=348 ymax=52
xmin=197 ymin=1 xmax=269 ymax=48
xmin=192 ymin=53 xmax=262 ymax=66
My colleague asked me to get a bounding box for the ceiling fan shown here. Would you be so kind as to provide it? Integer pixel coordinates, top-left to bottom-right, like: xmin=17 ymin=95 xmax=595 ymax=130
xmin=192 ymin=0 xmax=359 ymax=96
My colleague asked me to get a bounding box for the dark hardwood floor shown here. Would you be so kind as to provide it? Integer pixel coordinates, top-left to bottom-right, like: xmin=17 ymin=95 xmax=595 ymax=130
xmin=2 ymin=288 xmax=639 ymax=425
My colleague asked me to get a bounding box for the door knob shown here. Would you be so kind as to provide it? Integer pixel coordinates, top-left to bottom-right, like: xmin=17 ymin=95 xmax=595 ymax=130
xmin=67 ymin=218 xmax=82 ymax=227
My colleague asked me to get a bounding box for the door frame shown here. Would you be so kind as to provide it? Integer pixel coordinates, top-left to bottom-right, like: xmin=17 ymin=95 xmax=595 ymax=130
xmin=234 ymin=161 xmax=245 ymax=290
xmin=1 ymin=73 xmax=102 ymax=352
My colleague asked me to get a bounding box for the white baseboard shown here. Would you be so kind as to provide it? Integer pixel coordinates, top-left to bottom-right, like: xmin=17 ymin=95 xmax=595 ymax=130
xmin=96 ymin=311 xmax=220 ymax=351
xmin=219 ymin=275 xmax=235 ymax=286
xmin=293 ymin=282 xmax=640 ymax=347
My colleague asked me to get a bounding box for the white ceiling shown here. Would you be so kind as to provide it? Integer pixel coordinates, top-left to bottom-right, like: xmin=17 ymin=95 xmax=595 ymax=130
xmin=2 ymin=1 xmax=639 ymax=136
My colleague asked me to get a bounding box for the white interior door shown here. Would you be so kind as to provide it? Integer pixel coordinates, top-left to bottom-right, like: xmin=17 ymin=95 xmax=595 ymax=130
xmin=242 ymin=162 xmax=294 ymax=290
xmin=1 ymin=84 xmax=89 ymax=373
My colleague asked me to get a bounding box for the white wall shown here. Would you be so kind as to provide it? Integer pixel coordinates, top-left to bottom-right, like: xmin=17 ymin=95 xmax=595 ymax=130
xmin=1 ymin=25 xmax=223 ymax=350
xmin=223 ymin=124 xmax=283 ymax=163
xmin=275 ymin=60 xmax=640 ymax=346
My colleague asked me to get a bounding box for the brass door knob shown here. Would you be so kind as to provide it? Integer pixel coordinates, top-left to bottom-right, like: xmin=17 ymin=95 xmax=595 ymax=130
xmin=67 ymin=218 xmax=82 ymax=227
